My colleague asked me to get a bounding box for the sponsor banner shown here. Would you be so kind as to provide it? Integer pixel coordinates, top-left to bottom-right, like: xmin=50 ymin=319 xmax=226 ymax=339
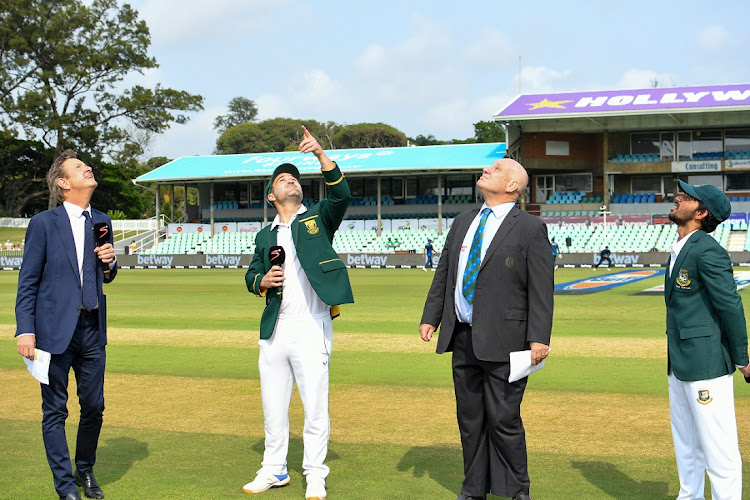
xmin=365 ymin=219 xmax=391 ymax=232
xmin=591 ymin=253 xmax=641 ymax=265
xmin=671 ymin=160 xmax=721 ymax=172
xmin=726 ymin=212 xmax=747 ymax=224
xmin=559 ymin=216 xmax=591 ymax=224
xmin=391 ymin=219 xmax=419 ymax=231
xmin=0 ymin=255 xmax=23 ymax=267
xmin=137 ymin=254 xmax=175 ymax=266
xmin=237 ymin=222 xmax=262 ymax=233
xmin=639 ymin=271 xmax=750 ymax=295
xmin=204 ymin=254 xmax=242 ymax=266
xmin=495 ymin=85 xmax=750 ymax=119
xmin=339 ymin=219 xmax=366 ymax=232
xmin=417 ymin=218 xmax=450 ymax=231
xmin=555 ymin=269 xmax=664 ymax=294
xmin=588 ymin=216 xmax=620 ymax=225
xmin=725 ymin=159 xmax=750 ymax=169
xmin=168 ymin=223 xmax=211 ymax=235
xmin=347 ymin=254 xmax=389 ymax=266
xmin=620 ymin=215 xmax=652 ymax=225
xmin=213 ymin=222 xmax=237 ymax=233
xmin=652 ymin=215 xmax=672 ymax=225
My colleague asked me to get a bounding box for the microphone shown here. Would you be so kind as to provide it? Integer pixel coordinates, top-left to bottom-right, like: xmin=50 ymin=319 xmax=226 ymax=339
xmin=93 ymin=222 xmax=112 ymax=275
xmin=268 ymin=246 xmax=285 ymax=301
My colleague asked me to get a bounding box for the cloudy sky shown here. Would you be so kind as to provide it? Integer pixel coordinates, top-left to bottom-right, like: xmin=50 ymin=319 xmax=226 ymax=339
xmin=125 ymin=0 xmax=750 ymax=159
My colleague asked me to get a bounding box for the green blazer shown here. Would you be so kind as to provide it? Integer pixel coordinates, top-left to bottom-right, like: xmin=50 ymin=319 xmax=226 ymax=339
xmin=245 ymin=165 xmax=354 ymax=339
xmin=665 ymin=230 xmax=748 ymax=381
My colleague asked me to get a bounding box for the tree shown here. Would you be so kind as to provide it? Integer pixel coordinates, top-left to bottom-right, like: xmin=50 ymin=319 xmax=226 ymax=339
xmin=213 ymin=97 xmax=258 ymax=134
xmin=0 ymin=0 xmax=204 ymax=207
xmin=410 ymin=134 xmax=448 ymax=146
xmin=473 ymin=120 xmax=506 ymax=143
xmin=331 ymin=123 xmax=407 ymax=149
xmin=0 ymin=131 xmax=53 ymax=217
xmin=215 ymin=118 xmax=334 ymax=154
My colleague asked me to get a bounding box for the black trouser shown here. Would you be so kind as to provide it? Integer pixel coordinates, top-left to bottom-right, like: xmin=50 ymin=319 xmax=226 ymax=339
xmin=451 ymin=323 xmax=529 ymax=498
xmin=594 ymin=256 xmax=612 ymax=268
xmin=41 ymin=312 xmax=106 ymax=497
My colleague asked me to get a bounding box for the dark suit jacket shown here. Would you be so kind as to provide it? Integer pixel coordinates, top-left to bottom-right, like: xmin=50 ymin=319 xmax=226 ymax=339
xmin=665 ymin=230 xmax=748 ymax=381
xmin=15 ymin=205 xmax=117 ymax=354
xmin=246 ymin=165 xmax=354 ymax=339
xmin=421 ymin=205 xmax=554 ymax=362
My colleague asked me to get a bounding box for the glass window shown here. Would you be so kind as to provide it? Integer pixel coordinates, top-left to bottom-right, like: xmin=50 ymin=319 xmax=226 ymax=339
xmin=693 ymin=130 xmax=722 ymax=153
xmin=677 ymin=132 xmax=691 ymax=160
xmin=631 ymin=133 xmax=660 ymax=154
xmin=726 ymin=173 xmax=750 ymax=191
xmin=631 ymin=176 xmax=661 ymax=193
xmin=725 ymin=129 xmax=750 ymax=153
xmin=406 ymin=177 xmax=417 ymax=199
xmin=418 ymin=176 xmax=437 ymax=197
xmin=660 ymin=132 xmax=675 ymax=161
xmin=554 ymin=173 xmax=592 ymax=193
xmin=364 ymin=179 xmax=378 ymax=198
xmin=446 ymin=174 xmax=474 ymax=195
xmin=348 ymin=178 xmax=364 ymax=198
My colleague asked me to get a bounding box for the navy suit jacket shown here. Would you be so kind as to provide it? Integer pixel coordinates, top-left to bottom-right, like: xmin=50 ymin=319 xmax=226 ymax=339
xmin=15 ymin=205 xmax=117 ymax=354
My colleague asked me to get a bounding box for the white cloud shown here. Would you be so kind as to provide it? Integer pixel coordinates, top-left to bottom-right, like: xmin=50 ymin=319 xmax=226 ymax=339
xmin=134 ymin=0 xmax=290 ymax=47
xmin=616 ymin=69 xmax=679 ymax=90
xmin=518 ymin=66 xmax=574 ymax=93
xmin=463 ymin=28 xmax=516 ymax=68
xmin=696 ymin=25 xmax=730 ymax=52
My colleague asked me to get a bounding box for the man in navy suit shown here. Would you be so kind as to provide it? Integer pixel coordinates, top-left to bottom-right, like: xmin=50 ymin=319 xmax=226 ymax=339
xmin=15 ymin=150 xmax=117 ymax=500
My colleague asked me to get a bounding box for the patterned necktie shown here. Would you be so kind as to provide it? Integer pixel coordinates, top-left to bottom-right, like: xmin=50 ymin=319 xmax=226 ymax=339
xmin=462 ymin=208 xmax=491 ymax=304
xmin=81 ymin=211 xmax=97 ymax=311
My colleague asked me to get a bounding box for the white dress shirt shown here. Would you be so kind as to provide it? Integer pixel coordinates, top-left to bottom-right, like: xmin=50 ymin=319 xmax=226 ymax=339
xmin=63 ymin=201 xmax=93 ymax=285
xmin=271 ymin=205 xmax=329 ymax=318
xmin=454 ymin=202 xmax=516 ymax=324
xmin=669 ymin=229 xmax=697 ymax=277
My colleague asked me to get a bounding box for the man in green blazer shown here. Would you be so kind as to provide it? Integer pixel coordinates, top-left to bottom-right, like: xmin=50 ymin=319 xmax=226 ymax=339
xmin=243 ymin=126 xmax=353 ymax=500
xmin=665 ymin=180 xmax=750 ymax=500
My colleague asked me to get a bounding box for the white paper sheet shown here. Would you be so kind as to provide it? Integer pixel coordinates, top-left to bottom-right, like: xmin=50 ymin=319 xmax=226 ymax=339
xmin=23 ymin=348 xmax=51 ymax=385
xmin=509 ymin=348 xmax=550 ymax=383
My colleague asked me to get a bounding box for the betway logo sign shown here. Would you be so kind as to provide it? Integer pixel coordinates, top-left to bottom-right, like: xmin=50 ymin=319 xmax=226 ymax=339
xmin=137 ymin=255 xmax=174 ymax=266
xmin=205 ymin=255 xmax=242 ymax=266
xmin=592 ymin=254 xmax=640 ymax=265
xmin=347 ymin=254 xmax=388 ymax=266
xmin=1 ymin=256 xmax=22 ymax=266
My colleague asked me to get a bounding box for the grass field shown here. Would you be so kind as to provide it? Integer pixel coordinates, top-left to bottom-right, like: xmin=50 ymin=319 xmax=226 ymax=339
xmin=1 ymin=268 xmax=749 ymax=499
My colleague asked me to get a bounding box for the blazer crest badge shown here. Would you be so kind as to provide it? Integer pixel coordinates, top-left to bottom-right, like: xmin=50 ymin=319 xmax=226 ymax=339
xmin=676 ymin=269 xmax=691 ymax=288
xmin=304 ymin=219 xmax=320 ymax=235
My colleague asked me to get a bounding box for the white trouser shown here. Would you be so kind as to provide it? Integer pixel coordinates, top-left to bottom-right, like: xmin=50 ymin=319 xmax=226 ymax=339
xmin=258 ymin=312 xmax=332 ymax=481
xmin=668 ymin=373 xmax=742 ymax=500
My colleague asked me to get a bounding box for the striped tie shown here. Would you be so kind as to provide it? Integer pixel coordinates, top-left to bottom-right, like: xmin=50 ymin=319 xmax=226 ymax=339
xmin=462 ymin=208 xmax=491 ymax=304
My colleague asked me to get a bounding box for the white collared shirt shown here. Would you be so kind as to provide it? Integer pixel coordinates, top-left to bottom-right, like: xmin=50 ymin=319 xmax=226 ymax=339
xmin=669 ymin=229 xmax=698 ymax=277
xmin=271 ymin=205 xmax=329 ymax=318
xmin=454 ymin=202 xmax=516 ymax=324
xmin=63 ymin=201 xmax=92 ymax=285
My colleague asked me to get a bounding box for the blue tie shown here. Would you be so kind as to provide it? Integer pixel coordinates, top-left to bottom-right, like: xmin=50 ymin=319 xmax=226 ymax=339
xmin=462 ymin=208 xmax=491 ymax=304
xmin=81 ymin=211 xmax=97 ymax=311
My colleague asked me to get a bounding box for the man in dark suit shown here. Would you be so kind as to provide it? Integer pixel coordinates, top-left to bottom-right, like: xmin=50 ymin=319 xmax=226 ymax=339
xmin=243 ymin=126 xmax=353 ymax=500
xmin=665 ymin=180 xmax=750 ymax=499
xmin=419 ymin=158 xmax=554 ymax=500
xmin=15 ymin=150 xmax=117 ymax=500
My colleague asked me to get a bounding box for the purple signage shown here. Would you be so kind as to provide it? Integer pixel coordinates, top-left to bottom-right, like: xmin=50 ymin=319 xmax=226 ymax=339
xmin=495 ymin=84 xmax=750 ymax=118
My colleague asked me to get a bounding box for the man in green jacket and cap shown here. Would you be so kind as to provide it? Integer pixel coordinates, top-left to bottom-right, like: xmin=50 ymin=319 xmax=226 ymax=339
xmin=243 ymin=126 xmax=353 ymax=500
xmin=665 ymin=179 xmax=750 ymax=500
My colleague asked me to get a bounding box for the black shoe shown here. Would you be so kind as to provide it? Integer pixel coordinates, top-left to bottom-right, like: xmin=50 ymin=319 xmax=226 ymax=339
xmin=73 ymin=470 xmax=104 ymax=499
xmin=60 ymin=492 xmax=82 ymax=500
xmin=456 ymin=496 xmax=486 ymax=500
xmin=513 ymin=494 xmax=532 ymax=500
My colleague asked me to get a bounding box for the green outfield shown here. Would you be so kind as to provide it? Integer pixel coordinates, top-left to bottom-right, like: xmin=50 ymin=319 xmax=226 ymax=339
xmin=1 ymin=268 xmax=748 ymax=499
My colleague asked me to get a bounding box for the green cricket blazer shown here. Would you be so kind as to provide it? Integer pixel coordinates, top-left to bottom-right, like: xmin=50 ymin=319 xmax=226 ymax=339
xmin=245 ymin=165 xmax=354 ymax=339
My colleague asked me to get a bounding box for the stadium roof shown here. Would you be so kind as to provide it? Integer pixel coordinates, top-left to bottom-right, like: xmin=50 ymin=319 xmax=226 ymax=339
xmin=493 ymin=83 xmax=750 ymax=132
xmin=135 ymin=142 xmax=507 ymax=185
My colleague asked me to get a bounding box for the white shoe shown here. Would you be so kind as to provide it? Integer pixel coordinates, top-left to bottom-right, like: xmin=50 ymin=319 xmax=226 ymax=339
xmin=423 ymin=267 xmax=428 ymax=272
xmin=242 ymin=473 xmax=290 ymax=494
xmin=305 ymin=479 xmax=326 ymax=500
